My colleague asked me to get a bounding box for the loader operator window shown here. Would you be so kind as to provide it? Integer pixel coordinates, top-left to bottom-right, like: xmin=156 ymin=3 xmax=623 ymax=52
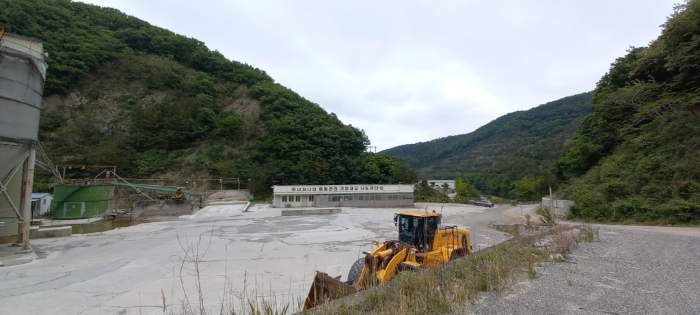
xmin=427 ymin=217 xmax=438 ymax=231
xmin=398 ymin=216 xmax=426 ymax=250
xmin=398 ymin=216 xmax=414 ymax=243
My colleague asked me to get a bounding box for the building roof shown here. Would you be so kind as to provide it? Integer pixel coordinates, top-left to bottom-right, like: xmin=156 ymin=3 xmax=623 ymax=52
xmin=394 ymin=210 xmax=442 ymax=217
xmin=31 ymin=193 xmax=51 ymax=199
xmin=427 ymin=179 xmax=455 ymax=183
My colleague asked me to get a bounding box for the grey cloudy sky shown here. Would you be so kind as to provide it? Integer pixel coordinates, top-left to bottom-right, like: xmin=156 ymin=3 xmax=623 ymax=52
xmin=81 ymin=0 xmax=677 ymax=151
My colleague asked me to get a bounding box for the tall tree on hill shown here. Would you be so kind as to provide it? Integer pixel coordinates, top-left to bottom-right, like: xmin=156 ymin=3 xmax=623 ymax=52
xmin=556 ymin=0 xmax=700 ymax=223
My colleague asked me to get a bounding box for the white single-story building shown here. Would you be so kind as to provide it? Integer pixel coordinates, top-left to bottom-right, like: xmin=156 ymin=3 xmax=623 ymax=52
xmin=31 ymin=193 xmax=53 ymax=217
xmin=272 ymin=184 xmax=414 ymax=208
xmin=427 ymin=180 xmax=455 ymax=190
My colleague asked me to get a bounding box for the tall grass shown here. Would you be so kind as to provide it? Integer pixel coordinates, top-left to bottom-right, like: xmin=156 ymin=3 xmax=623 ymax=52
xmin=310 ymin=226 xmax=597 ymax=315
xmin=170 ymin=226 xmax=597 ymax=315
xmin=168 ymin=231 xmax=303 ymax=315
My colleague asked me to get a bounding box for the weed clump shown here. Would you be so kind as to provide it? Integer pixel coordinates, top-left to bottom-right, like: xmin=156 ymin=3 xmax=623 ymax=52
xmin=536 ymin=206 xmax=554 ymax=225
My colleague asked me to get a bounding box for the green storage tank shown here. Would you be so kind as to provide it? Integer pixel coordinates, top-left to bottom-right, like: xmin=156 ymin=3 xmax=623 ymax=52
xmin=51 ymin=185 xmax=115 ymax=219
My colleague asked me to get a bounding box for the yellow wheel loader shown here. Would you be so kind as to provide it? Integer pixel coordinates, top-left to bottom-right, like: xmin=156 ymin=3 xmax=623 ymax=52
xmin=305 ymin=209 xmax=473 ymax=309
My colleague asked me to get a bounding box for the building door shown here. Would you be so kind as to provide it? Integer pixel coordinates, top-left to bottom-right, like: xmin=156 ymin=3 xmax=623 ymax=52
xmin=31 ymin=200 xmax=38 ymax=218
xmin=330 ymin=195 xmax=341 ymax=207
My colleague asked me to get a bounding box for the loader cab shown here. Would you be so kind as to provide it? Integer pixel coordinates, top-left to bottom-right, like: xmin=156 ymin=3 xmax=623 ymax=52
xmin=394 ymin=211 xmax=441 ymax=252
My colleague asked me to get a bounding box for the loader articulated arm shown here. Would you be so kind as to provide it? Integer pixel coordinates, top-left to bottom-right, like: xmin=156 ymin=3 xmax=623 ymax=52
xmin=357 ymin=240 xmax=411 ymax=288
xmin=374 ymin=247 xmax=408 ymax=284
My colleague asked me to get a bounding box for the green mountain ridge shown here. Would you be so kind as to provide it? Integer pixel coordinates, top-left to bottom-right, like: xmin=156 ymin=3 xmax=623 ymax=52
xmin=382 ymin=92 xmax=593 ymax=197
xmin=1 ymin=0 xmax=417 ymax=194
xmin=556 ymin=0 xmax=700 ymax=223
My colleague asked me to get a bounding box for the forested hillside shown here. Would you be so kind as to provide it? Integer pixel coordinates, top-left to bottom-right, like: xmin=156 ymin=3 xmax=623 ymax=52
xmin=383 ymin=92 xmax=592 ymax=198
xmin=0 ymin=0 xmax=417 ymax=194
xmin=556 ymin=0 xmax=700 ymax=223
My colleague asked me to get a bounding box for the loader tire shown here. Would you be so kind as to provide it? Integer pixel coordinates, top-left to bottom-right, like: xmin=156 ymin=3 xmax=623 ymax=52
xmin=449 ymin=235 xmax=470 ymax=261
xmin=346 ymin=258 xmax=364 ymax=285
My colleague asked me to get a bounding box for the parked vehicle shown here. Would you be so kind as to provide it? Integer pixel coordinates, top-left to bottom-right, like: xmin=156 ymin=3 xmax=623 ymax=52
xmin=473 ymin=199 xmax=494 ymax=207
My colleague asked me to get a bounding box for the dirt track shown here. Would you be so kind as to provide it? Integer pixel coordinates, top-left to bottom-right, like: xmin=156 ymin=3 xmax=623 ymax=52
xmin=467 ymin=222 xmax=700 ymax=315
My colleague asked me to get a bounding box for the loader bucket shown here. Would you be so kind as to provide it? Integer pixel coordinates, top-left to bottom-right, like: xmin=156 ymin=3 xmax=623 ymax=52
xmin=304 ymin=271 xmax=358 ymax=310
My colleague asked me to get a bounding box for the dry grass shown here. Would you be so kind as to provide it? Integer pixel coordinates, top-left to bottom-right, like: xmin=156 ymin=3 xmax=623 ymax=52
xmin=490 ymin=224 xmax=519 ymax=236
xmin=167 ymin=230 xmax=301 ymax=315
xmin=309 ymin=225 xmax=598 ymax=315
xmin=170 ymin=226 xmax=597 ymax=315
xmin=310 ymin=240 xmax=550 ymax=315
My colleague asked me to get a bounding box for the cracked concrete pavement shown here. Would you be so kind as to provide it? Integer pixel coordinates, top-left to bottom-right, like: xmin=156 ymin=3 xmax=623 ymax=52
xmin=0 ymin=202 xmax=522 ymax=315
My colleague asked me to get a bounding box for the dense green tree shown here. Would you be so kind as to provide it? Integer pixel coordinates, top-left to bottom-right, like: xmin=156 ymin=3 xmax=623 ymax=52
xmin=413 ymin=179 xmax=450 ymax=203
xmin=514 ymin=175 xmax=541 ymax=202
xmin=454 ymin=177 xmax=480 ymax=199
xmin=1 ymin=0 xmax=417 ymax=194
xmin=556 ymin=0 xmax=700 ymax=223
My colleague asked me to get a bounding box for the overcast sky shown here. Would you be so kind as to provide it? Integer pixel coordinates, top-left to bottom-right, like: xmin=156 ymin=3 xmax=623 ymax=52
xmin=80 ymin=0 xmax=677 ymax=151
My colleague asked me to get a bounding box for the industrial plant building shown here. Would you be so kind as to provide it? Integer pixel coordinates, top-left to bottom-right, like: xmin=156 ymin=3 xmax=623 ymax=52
xmin=272 ymin=184 xmax=414 ymax=208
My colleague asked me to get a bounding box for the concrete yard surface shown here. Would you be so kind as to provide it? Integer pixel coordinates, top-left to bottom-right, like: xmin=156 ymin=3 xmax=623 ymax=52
xmin=467 ymin=224 xmax=700 ymax=315
xmin=0 ymin=203 xmax=517 ymax=315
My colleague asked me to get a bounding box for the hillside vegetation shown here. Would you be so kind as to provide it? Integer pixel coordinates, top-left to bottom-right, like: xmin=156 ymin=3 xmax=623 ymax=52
xmin=0 ymin=0 xmax=417 ymax=193
xmin=556 ymin=0 xmax=700 ymax=223
xmin=383 ymin=92 xmax=592 ymax=199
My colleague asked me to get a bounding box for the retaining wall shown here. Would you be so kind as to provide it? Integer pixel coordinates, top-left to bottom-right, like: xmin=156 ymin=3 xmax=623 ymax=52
xmin=541 ymin=198 xmax=574 ymax=218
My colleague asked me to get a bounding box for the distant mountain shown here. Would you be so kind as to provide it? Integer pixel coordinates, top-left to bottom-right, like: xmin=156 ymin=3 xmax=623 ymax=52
xmin=382 ymin=92 xmax=592 ymax=184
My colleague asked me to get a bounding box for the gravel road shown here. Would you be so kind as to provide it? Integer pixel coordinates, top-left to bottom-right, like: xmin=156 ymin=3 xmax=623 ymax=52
xmin=417 ymin=202 xmax=534 ymax=252
xmin=467 ymin=225 xmax=700 ymax=315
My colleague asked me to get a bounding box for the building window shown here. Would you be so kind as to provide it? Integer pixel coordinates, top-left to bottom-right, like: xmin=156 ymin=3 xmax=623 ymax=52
xmin=295 ymin=196 xmax=301 ymax=202
xmin=309 ymin=195 xmax=315 ymax=202
xmin=282 ymin=196 xmax=287 ymax=202
xmin=43 ymin=199 xmax=46 ymax=205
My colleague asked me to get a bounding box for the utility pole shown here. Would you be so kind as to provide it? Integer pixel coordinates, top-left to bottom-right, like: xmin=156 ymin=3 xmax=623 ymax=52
xmin=20 ymin=145 xmax=36 ymax=250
